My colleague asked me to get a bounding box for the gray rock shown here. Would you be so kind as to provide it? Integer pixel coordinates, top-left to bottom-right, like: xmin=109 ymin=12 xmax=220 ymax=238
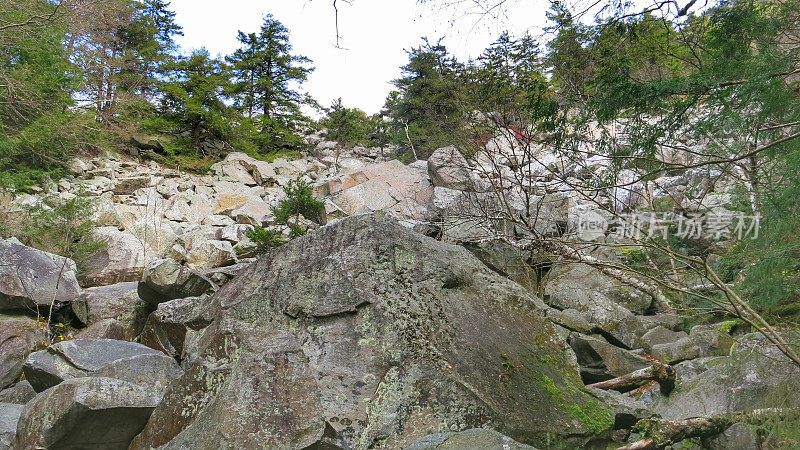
xmin=649 ymin=336 xmax=700 ymax=364
xmin=427 ymin=146 xmax=473 ymax=191
xmin=639 ymin=313 xmax=684 ymax=331
xmin=14 ymin=377 xmax=161 ymax=449
xmin=0 ymin=314 xmax=47 ymax=390
xmin=407 ymin=428 xmax=537 ymax=449
xmin=138 ymin=296 xmax=212 ymax=361
xmin=0 ymin=402 xmax=23 ymax=448
xmin=703 ymin=422 xmax=759 ymax=450
xmin=0 ymin=237 xmax=82 ymax=311
xmin=649 ymin=332 xmax=800 ymax=420
xmin=0 ymin=381 xmax=36 ymax=404
xmin=130 ymin=213 xmax=611 ymax=449
xmin=689 ymin=323 xmax=735 ymax=358
xmin=568 ymin=333 xmax=652 ymax=383
xmin=185 ymin=239 xmax=236 ymax=270
xmin=23 ymin=339 xmax=183 ymax=394
xmin=138 ymin=258 xmax=215 ymax=305
xmin=636 ymin=326 xmax=688 ymax=352
xmin=112 ymin=176 xmax=150 ymax=195
xmin=77 ymin=318 xmax=126 ymax=340
xmin=72 ymin=282 xmax=151 ymax=340
xmin=79 ymin=227 xmax=152 ymax=287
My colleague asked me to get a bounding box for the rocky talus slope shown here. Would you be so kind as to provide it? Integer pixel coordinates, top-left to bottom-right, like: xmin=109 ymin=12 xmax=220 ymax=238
xmin=0 ymin=140 xmax=798 ymax=449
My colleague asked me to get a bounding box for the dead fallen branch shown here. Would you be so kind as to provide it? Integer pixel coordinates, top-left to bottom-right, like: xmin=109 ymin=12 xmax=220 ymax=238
xmin=586 ymin=364 xmax=676 ymax=395
xmin=619 ymin=408 xmax=792 ymax=450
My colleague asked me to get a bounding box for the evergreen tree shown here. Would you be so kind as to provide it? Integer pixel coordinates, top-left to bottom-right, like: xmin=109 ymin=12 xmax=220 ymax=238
xmin=226 ymin=15 xmax=313 ymax=152
xmin=322 ymin=98 xmax=369 ymax=148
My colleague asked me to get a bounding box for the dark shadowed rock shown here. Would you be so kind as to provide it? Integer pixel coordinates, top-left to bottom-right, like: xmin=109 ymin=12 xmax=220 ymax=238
xmin=0 ymin=402 xmax=23 ymax=448
xmin=407 ymin=428 xmax=537 ymax=449
xmin=130 ymin=213 xmax=611 ymax=449
xmin=72 ymin=281 xmax=151 ymax=340
xmin=138 ymin=258 xmax=215 ymax=305
xmin=14 ymin=377 xmax=161 ymax=449
xmin=0 ymin=381 xmax=36 ymax=404
xmin=0 ymin=237 xmax=82 ymax=311
xmin=138 ymin=296 xmax=212 ymax=361
xmin=23 ymin=339 xmax=183 ymax=393
xmin=0 ymin=314 xmax=47 ymax=390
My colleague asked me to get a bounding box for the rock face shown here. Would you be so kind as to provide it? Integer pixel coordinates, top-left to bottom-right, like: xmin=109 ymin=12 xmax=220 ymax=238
xmin=23 ymin=339 xmax=183 ymax=394
xmin=14 ymin=377 xmax=162 ymax=449
xmin=131 ymin=213 xmax=611 ymax=449
xmin=0 ymin=381 xmax=36 ymax=404
xmin=407 ymin=428 xmax=537 ymax=449
xmin=427 ymin=146 xmax=474 ymax=191
xmin=138 ymin=296 xmax=212 ymax=361
xmin=0 ymin=237 xmax=82 ymax=311
xmin=0 ymin=315 xmax=47 ymax=390
xmin=79 ymin=227 xmax=152 ymax=287
xmin=138 ymin=258 xmax=215 ymax=305
xmin=72 ymin=281 xmax=151 ymax=340
xmin=0 ymin=402 xmax=23 ymax=448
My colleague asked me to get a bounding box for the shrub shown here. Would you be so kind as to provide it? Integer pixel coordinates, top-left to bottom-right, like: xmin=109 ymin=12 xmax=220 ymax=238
xmin=245 ymin=226 xmax=286 ymax=254
xmin=273 ymin=177 xmax=326 ymax=233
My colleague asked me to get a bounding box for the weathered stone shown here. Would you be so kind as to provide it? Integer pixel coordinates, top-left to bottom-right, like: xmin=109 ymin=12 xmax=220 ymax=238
xmin=427 ymin=146 xmax=473 ymax=191
xmin=14 ymin=377 xmax=161 ymax=449
xmin=0 ymin=381 xmax=36 ymax=404
xmin=203 ymin=214 xmax=235 ymax=227
xmin=185 ymin=239 xmax=236 ymax=270
xmin=568 ymin=333 xmax=652 ymax=383
xmin=112 ymin=176 xmax=150 ymax=195
xmin=0 ymin=315 xmax=47 ymax=390
xmin=215 ymin=223 xmax=252 ymax=242
xmin=79 ymin=227 xmax=153 ymax=287
xmin=230 ymin=197 xmax=274 ymax=226
xmin=138 ymin=258 xmax=214 ymax=305
xmin=72 ymin=282 xmax=151 ymax=340
xmin=130 ymin=213 xmax=611 ymax=449
xmin=703 ymin=422 xmax=759 ymax=450
xmin=212 ymin=192 xmax=249 ymax=215
xmin=649 ymin=336 xmax=700 ymax=364
xmin=0 ymin=402 xmax=23 ymax=448
xmin=647 ymin=332 xmax=800 ymax=420
xmin=689 ymin=323 xmax=735 ymax=357
xmin=544 ymin=263 xmax=648 ymax=348
xmin=636 ymin=326 xmax=689 ymax=352
xmin=77 ymin=318 xmax=126 ymax=340
xmin=0 ymin=237 xmax=81 ymax=311
xmin=23 ymin=339 xmax=183 ymax=393
xmin=407 ymin=428 xmax=537 ymax=449
xmin=138 ymin=296 xmax=212 ymax=361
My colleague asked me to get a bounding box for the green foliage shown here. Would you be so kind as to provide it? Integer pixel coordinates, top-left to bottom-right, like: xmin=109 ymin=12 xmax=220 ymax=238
xmin=226 ymin=15 xmax=314 ymax=153
xmin=245 ymin=226 xmax=286 ymax=254
xmin=273 ymin=178 xmax=326 ymax=234
xmin=2 ymin=194 xmax=105 ymax=270
xmin=322 ymin=98 xmax=370 ymax=148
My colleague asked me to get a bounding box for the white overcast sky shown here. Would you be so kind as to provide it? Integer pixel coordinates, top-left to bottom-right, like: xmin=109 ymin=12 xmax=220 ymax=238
xmin=169 ymin=0 xmax=550 ymax=115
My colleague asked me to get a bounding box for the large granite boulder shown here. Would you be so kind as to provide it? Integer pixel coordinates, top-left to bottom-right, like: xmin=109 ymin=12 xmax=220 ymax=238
xmin=23 ymin=339 xmax=183 ymax=394
xmin=138 ymin=258 xmax=215 ymax=305
xmin=427 ymin=146 xmax=474 ymax=191
xmin=568 ymin=333 xmax=652 ymax=384
xmin=0 ymin=402 xmax=23 ymax=448
xmin=79 ymin=227 xmax=153 ymax=287
xmin=14 ymin=377 xmax=161 ymax=449
xmin=0 ymin=381 xmax=36 ymax=404
xmin=138 ymin=296 xmax=213 ymax=361
xmin=130 ymin=213 xmax=612 ymax=449
xmin=407 ymin=428 xmax=537 ymax=449
xmin=72 ymin=281 xmax=151 ymax=340
xmin=0 ymin=315 xmax=48 ymax=390
xmin=0 ymin=237 xmax=82 ymax=311
xmin=646 ymin=332 xmax=800 ymax=420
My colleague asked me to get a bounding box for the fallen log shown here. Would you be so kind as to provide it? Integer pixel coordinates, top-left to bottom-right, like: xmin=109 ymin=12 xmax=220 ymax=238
xmin=619 ymin=408 xmax=791 ymax=450
xmin=585 ymin=363 xmax=676 ymax=395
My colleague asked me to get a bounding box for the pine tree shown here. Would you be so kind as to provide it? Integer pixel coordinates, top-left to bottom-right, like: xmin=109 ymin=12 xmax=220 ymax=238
xmin=226 ymin=15 xmax=313 ymax=152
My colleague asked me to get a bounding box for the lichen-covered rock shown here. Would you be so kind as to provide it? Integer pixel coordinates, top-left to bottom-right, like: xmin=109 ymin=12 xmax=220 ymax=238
xmin=23 ymin=339 xmax=183 ymax=394
xmin=72 ymin=281 xmax=151 ymax=340
xmin=14 ymin=377 xmax=161 ymax=449
xmin=0 ymin=402 xmax=23 ymax=448
xmin=647 ymin=332 xmax=800 ymax=420
xmin=0 ymin=237 xmax=82 ymax=311
xmin=138 ymin=258 xmax=215 ymax=305
xmin=130 ymin=213 xmax=612 ymax=449
xmin=635 ymin=326 xmax=688 ymax=352
xmin=138 ymin=296 xmax=212 ymax=361
xmin=407 ymin=428 xmax=537 ymax=449
xmin=0 ymin=381 xmax=36 ymax=404
xmin=0 ymin=315 xmax=48 ymax=390
xmin=77 ymin=318 xmax=126 ymax=339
